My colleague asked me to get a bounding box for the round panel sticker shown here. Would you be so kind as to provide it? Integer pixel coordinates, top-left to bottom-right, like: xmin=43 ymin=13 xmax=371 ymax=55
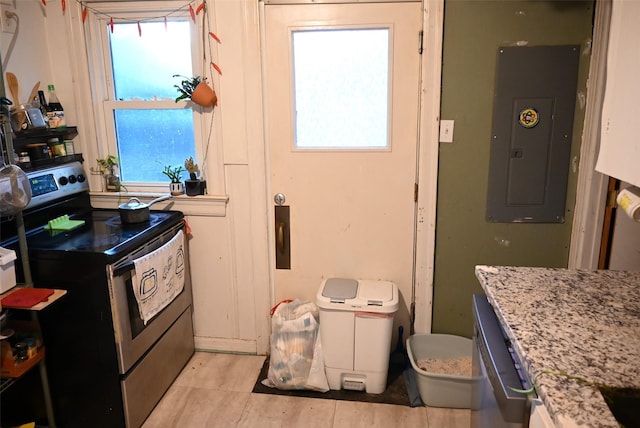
xmin=519 ymin=108 xmax=539 ymax=128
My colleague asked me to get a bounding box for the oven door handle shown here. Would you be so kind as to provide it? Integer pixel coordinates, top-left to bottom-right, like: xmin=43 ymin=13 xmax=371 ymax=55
xmin=113 ymin=262 xmax=135 ymax=277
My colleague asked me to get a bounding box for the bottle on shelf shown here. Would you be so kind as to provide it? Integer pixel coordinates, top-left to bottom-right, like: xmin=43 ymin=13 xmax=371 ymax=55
xmin=37 ymin=90 xmax=50 ymax=128
xmin=46 ymin=84 xmax=65 ymax=128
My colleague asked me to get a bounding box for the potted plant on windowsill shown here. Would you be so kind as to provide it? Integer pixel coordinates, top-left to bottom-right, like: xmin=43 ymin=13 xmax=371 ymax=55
xmin=162 ymin=165 xmax=185 ymax=196
xmin=91 ymin=155 xmax=123 ymax=192
xmin=173 ymin=75 xmax=217 ymax=108
xmin=184 ymin=156 xmax=206 ymax=196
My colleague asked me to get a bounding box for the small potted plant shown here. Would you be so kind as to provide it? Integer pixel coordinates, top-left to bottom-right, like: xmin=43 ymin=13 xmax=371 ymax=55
xmin=162 ymin=164 xmax=185 ymax=196
xmin=91 ymin=155 xmax=123 ymax=192
xmin=173 ymin=74 xmax=217 ymax=107
xmin=184 ymin=156 xmax=206 ymax=196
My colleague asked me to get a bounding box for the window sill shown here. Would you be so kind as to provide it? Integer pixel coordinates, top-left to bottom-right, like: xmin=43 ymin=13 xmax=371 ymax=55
xmin=89 ymin=192 xmax=229 ymax=217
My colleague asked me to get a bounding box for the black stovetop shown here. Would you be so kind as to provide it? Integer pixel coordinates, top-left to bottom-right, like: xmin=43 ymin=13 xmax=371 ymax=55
xmin=2 ymin=192 xmax=183 ymax=267
xmin=2 ymin=206 xmax=183 ymax=284
xmin=1 ymin=161 xmax=184 ymax=277
xmin=24 ymin=209 xmax=183 ymax=257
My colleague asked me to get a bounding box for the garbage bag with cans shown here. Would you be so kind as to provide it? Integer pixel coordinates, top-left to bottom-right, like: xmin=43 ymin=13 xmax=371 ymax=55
xmin=262 ymin=299 xmax=329 ymax=392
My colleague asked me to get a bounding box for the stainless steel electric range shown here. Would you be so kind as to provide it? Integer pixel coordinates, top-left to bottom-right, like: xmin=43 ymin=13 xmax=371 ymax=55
xmin=0 ymin=162 xmax=195 ymax=428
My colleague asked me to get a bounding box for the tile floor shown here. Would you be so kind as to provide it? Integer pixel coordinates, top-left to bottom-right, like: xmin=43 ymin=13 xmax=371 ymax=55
xmin=143 ymin=351 xmax=470 ymax=428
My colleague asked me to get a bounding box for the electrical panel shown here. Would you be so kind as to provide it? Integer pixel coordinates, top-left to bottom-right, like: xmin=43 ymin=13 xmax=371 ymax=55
xmin=486 ymin=45 xmax=580 ymax=223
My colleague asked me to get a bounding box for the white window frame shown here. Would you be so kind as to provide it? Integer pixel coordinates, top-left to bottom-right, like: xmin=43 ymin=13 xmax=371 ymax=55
xmin=83 ymin=1 xmax=208 ymax=193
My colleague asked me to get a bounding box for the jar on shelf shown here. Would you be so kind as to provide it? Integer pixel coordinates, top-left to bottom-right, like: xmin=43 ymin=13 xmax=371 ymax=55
xmin=14 ymin=341 xmax=28 ymax=362
xmin=18 ymin=152 xmax=30 ymax=163
xmin=25 ymin=338 xmax=37 ymax=359
xmin=9 ymin=104 xmax=30 ymax=132
xmin=51 ymin=141 xmax=67 ymax=157
xmin=64 ymin=140 xmax=75 ymax=155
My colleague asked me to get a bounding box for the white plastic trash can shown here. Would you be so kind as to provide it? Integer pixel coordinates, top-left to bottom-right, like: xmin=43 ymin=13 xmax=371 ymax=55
xmin=316 ymin=278 xmax=399 ymax=394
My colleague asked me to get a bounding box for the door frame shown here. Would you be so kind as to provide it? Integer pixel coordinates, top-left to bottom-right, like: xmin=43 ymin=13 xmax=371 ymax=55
xmin=413 ymin=0 xmax=444 ymax=334
xmin=568 ymin=0 xmax=611 ymax=270
xmin=258 ymin=0 xmax=444 ymax=345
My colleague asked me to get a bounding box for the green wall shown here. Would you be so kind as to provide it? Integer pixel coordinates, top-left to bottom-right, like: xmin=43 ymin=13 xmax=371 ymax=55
xmin=433 ymin=0 xmax=595 ymax=337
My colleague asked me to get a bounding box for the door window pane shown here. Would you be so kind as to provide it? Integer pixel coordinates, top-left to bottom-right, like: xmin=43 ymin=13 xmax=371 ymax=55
xmin=292 ymin=28 xmax=389 ymax=149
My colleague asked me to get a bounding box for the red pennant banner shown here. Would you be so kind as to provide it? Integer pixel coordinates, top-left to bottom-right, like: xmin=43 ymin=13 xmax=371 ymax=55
xmin=211 ymin=62 xmax=222 ymax=76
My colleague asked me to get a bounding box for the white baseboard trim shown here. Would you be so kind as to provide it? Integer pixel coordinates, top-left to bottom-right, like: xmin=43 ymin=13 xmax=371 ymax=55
xmin=194 ymin=336 xmax=260 ymax=355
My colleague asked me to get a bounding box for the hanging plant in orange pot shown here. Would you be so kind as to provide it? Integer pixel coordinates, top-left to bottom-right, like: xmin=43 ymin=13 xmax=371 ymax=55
xmin=173 ymin=75 xmax=217 ymax=108
xmin=191 ymin=82 xmax=217 ymax=107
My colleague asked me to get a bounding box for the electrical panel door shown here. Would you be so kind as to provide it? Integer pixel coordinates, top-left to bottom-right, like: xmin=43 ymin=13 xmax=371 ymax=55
xmin=486 ymin=45 xmax=580 ymax=223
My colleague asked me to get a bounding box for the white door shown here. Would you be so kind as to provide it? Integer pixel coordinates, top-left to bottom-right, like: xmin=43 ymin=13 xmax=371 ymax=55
xmin=264 ymin=1 xmax=422 ymax=334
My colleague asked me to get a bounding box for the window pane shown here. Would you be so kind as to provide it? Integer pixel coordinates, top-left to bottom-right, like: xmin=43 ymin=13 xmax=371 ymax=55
xmin=107 ymin=19 xmax=196 ymax=185
xmin=114 ymin=110 xmax=194 ymax=182
xmin=110 ymin=21 xmax=193 ymax=101
xmin=292 ymin=28 xmax=389 ymax=149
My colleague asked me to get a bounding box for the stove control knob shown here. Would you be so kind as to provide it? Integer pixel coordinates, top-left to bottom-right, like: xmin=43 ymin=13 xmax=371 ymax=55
xmin=77 ymin=174 xmax=86 ymax=183
xmin=69 ymin=175 xmax=78 ymax=184
xmin=58 ymin=176 xmax=69 ymax=186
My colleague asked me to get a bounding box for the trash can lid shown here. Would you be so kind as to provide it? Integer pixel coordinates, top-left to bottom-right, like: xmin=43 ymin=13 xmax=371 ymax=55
xmin=316 ymin=278 xmax=399 ymax=313
xmin=321 ymin=278 xmax=358 ymax=300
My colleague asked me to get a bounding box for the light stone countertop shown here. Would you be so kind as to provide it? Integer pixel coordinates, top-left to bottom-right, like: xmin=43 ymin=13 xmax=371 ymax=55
xmin=475 ymin=265 xmax=640 ymax=428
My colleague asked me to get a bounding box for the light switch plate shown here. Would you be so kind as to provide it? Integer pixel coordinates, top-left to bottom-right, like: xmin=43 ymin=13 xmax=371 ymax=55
xmin=439 ymin=119 xmax=454 ymax=143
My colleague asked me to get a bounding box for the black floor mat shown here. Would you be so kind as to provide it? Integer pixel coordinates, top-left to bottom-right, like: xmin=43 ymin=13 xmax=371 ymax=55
xmin=251 ymin=357 xmax=411 ymax=406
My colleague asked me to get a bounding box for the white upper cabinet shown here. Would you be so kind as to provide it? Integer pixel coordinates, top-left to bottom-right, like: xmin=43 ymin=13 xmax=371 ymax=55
xmin=596 ymin=0 xmax=640 ymax=187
